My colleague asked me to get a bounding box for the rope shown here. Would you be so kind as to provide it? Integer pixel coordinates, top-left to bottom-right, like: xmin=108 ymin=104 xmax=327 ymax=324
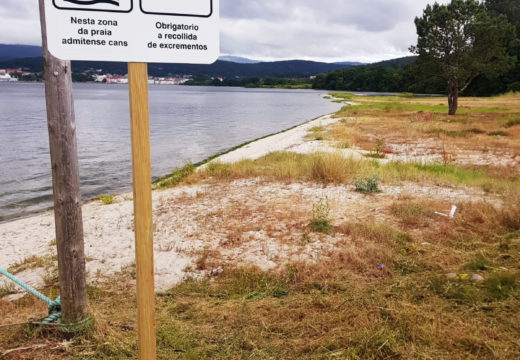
xmin=0 ymin=268 xmax=61 ymax=324
xmin=0 ymin=268 xmax=54 ymax=306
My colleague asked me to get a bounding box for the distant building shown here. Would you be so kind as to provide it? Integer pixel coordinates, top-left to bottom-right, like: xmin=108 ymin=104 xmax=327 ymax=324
xmin=0 ymin=70 xmax=17 ymax=82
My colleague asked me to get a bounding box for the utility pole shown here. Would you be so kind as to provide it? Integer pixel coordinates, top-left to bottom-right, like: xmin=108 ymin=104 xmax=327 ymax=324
xmin=39 ymin=0 xmax=88 ymax=325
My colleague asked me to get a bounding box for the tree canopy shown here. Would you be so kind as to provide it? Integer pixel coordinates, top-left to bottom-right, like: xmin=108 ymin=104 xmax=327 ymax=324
xmin=410 ymin=0 xmax=516 ymax=115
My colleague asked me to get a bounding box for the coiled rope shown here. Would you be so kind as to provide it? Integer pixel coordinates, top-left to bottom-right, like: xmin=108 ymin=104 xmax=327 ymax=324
xmin=0 ymin=268 xmax=61 ymax=324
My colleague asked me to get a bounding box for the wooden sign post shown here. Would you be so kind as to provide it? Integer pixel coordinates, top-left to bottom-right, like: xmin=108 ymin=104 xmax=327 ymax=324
xmin=128 ymin=63 xmax=156 ymax=359
xmin=38 ymin=0 xmax=88 ymax=326
xmin=41 ymin=0 xmax=219 ymax=356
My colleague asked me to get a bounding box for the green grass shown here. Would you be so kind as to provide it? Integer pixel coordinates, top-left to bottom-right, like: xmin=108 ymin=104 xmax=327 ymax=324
xmin=329 ymin=92 xmax=355 ymax=101
xmin=426 ymin=128 xmax=485 ymax=137
xmin=98 ymin=194 xmax=116 ymax=205
xmin=154 ymin=164 xmax=195 ymax=189
xmin=193 ymin=151 xmax=519 ymax=194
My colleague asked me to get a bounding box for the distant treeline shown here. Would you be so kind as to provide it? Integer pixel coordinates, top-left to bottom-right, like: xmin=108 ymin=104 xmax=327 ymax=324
xmin=311 ymin=56 xmax=520 ymax=96
xmin=185 ymin=75 xmax=312 ymax=89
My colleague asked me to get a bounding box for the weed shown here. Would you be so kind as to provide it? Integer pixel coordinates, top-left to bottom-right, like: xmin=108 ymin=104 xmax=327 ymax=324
xmin=307 ymin=125 xmax=328 ymax=141
xmin=488 ymin=131 xmax=509 ymax=137
xmin=98 ymin=193 xmax=116 ymax=205
xmin=0 ymin=282 xmax=16 ymax=297
xmin=336 ymin=141 xmax=351 ymax=149
xmin=462 ymin=254 xmax=492 ymax=271
xmin=440 ymin=143 xmax=455 ymax=166
xmin=48 ymin=238 xmax=57 ymax=247
xmin=153 ymin=163 xmax=195 ymax=189
xmin=504 ymin=117 xmax=520 ymax=128
xmin=42 ymin=266 xmax=59 ymax=286
xmin=484 ymin=272 xmax=519 ymax=300
xmin=354 ymin=175 xmax=381 ymax=194
xmin=390 ymin=201 xmax=432 ymax=226
xmin=7 ymin=255 xmax=57 ymax=275
xmin=366 ymin=138 xmax=385 ymax=159
xmin=309 ymin=197 xmax=331 ymax=234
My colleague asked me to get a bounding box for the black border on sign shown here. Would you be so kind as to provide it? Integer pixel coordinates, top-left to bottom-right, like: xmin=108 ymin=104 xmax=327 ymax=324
xmin=140 ymin=0 xmax=213 ymax=18
xmin=52 ymin=0 xmax=133 ymax=13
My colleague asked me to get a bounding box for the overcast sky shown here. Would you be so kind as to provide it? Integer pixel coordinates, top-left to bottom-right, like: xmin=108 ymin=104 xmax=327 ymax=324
xmin=0 ymin=0 xmax=448 ymax=63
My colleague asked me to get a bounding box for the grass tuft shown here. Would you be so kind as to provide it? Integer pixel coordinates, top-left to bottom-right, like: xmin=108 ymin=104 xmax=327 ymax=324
xmin=98 ymin=193 xmax=116 ymax=205
xmin=354 ymin=175 xmax=381 ymax=193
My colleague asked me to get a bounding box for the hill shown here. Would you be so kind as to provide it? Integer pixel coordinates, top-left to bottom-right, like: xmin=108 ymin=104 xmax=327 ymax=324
xmin=0 ymin=57 xmax=353 ymax=79
xmin=0 ymin=44 xmax=42 ymax=61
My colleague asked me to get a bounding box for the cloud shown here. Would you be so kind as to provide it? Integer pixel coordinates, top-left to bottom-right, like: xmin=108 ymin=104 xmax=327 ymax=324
xmin=0 ymin=0 xmax=448 ymax=62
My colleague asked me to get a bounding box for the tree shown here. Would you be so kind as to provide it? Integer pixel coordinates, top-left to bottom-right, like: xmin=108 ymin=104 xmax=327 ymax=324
xmin=411 ymin=0 xmax=517 ymax=115
xmin=486 ymin=0 xmax=520 ymax=36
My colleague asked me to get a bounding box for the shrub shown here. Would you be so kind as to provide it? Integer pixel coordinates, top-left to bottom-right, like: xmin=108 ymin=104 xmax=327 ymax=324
xmin=309 ymin=197 xmax=331 ymax=233
xmin=354 ymin=175 xmax=381 ymax=194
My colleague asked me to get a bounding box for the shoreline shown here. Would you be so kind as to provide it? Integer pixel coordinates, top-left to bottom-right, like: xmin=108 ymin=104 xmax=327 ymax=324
xmin=0 ymin=110 xmax=347 ymax=294
xmin=0 ymin=111 xmax=338 ymax=226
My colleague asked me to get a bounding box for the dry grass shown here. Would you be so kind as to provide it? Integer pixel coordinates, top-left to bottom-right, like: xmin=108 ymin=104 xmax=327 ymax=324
xmin=190 ymin=151 xmax=519 ymax=195
xmin=328 ymin=93 xmax=520 ymax=171
xmin=1 ymin=195 xmax=518 ymax=359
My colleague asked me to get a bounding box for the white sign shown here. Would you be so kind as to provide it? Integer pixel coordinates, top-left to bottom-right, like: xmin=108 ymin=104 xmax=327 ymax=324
xmin=44 ymin=0 xmax=219 ymax=64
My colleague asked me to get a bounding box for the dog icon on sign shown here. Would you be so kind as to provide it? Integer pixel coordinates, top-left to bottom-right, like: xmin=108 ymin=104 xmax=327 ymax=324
xmin=53 ymin=0 xmax=132 ymax=13
xmin=64 ymin=0 xmax=120 ymax=5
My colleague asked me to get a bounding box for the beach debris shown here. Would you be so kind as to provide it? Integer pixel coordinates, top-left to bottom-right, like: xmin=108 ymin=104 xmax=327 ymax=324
xmin=377 ymin=264 xmax=384 ymax=270
xmin=435 ymin=205 xmax=457 ymax=218
xmin=210 ymin=266 xmax=224 ymax=277
xmin=445 ymin=273 xmax=484 ymax=282
xmin=470 ymin=274 xmax=484 ymax=282
xmin=421 ymin=242 xmax=431 ymax=247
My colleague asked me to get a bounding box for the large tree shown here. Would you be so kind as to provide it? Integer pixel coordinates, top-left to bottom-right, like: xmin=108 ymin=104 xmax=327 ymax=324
xmin=411 ymin=0 xmax=516 ymax=115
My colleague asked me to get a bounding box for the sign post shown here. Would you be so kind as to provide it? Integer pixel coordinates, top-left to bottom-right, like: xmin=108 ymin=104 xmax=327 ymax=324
xmin=42 ymin=0 xmax=219 ymax=357
xmin=39 ymin=0 xmax=89 ymax=327
xmin=128 ymin=62 xmax=155 ymax=359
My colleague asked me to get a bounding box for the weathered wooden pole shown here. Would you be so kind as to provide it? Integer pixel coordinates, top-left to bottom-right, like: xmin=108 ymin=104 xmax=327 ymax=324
xmin=39 ymin=0 xmax=88 ymax=325
xmin=128 ymin=63 xmax=156 ymax=360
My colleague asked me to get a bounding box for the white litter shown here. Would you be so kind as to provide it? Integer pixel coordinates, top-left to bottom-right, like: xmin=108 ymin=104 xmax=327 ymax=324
xmin=435 ymin=205 xmax=457 ymax=218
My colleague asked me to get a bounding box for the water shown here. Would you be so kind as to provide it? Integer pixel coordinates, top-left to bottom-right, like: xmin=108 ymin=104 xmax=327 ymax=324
xmin=0 ymin=82 xmax=341 ymax=222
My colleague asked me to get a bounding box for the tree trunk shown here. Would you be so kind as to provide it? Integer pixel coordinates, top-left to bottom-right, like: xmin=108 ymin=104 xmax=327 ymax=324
xmin=39 ymin=0 xmax=88 ymax=325
xmin=447 ymin=80 xmax=459 ymax=116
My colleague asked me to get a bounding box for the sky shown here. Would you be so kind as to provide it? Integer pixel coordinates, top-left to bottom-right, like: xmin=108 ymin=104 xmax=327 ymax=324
xmin=0 ymin=0 xmax=449 ymax=63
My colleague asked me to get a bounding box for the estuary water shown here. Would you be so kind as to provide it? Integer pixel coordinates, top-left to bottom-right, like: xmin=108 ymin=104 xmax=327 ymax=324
xmin=0 ymin=83 xmax=341 ymax=222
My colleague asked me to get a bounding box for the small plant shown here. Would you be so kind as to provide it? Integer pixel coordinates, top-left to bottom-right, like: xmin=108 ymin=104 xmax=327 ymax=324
xmin=504 ymin=117 xmax=520 ymax=128
xmin=309 ymin=197 xmax=331 ymax=234
xmin=354 ymin=175 xmax=381 ymax=194
xmin=337 ymin=141 xmax=351 ymax=149
xmin=98 ymin=193 xmax=116 ymax=205
xmin=440 ymin=143 xmax=455 ymax=166
xmin=307 ymin=126 xmax=328 ymax=141
xmin=487 ymin=131 xmax=509 ymax=137
xmin=0 ymin=283 xmax=16 ymax=297
xmin=366 ymin=138 xmax=385 ymax=159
